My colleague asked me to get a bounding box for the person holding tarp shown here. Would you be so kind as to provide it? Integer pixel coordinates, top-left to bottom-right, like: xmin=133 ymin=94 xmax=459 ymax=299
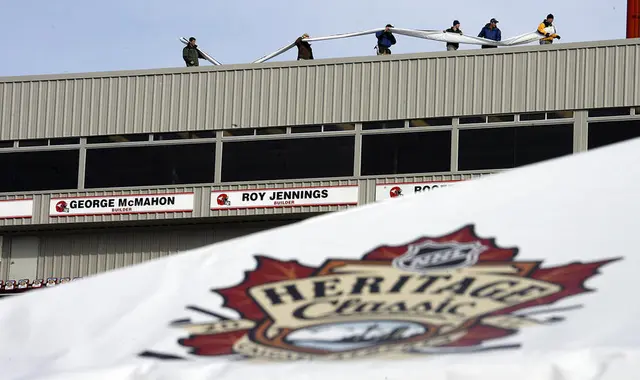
xmin=295 ymin=33 xmax=314 ymax=60
xmin=183 ymin=37 xmax=205 ymax=67
xmin=478 ymin=18 xmax=501 ymax=49
xmin=444 ymin=20 xmax=463 ymax=51
xmin=537 ymin=14 xmax=561 ymax=45
xmin=375 ymin=24 xmax=396 ymax=55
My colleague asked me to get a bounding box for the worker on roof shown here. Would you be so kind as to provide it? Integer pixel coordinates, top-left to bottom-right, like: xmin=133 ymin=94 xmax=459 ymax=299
xmin=538 ymin=14 xmax=561 ymax=45
xmin=375 ymin=24 xmax=396 ymax=55
xmin=183 ymin=37 xmax=205 ymax=67
xmin=444 ymin=20 xmax=463 ymax=51
xmin=478 ymin=18 xmax=501 ymax=49
xmin=295 ymin=33 xmax=314 ymax=60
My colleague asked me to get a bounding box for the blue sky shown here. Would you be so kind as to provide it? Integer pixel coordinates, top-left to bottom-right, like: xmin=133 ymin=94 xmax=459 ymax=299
xmin=0 ymin=0 xmax=626 ymax=77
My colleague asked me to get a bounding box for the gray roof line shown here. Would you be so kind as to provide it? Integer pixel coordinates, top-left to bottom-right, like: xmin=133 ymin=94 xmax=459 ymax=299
xmin=0 ymin=37 xmax=638 ymax=83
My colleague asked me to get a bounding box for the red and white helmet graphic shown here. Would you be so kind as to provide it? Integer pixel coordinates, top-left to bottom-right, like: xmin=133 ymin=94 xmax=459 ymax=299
xmin=216 ymin=193 xmax=231 ymax=206
xmin=55 ymin=201 xmax=69 ymax=213
xmin=389 ymin=186 xmax=403 ymax=198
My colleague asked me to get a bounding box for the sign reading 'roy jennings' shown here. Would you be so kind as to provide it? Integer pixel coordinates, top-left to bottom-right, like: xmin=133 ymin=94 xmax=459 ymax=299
xmin=50 ymin=193 xmax=195 ymax=216
xmin=211 ymin=186 xmax=359 ymax=210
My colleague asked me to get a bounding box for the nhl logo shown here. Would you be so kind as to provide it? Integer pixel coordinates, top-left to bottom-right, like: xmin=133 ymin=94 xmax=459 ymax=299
xmin=392 ymin=241 xmax=486 ymax=273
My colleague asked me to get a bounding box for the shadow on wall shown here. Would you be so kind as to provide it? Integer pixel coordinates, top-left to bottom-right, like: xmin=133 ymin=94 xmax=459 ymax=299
xmin=0 ymin=277 xmax=81 ymax=299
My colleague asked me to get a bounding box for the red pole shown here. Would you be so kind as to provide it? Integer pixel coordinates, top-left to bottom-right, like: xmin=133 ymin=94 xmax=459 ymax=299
xmin=628 ymin=0 xmax=640 ymax=38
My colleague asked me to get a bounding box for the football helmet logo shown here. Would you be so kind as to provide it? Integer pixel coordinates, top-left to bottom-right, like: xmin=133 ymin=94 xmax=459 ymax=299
xmin=216 ymin=194 xmax=231 ymax=206
xmin=55 ymin=201 xmax=69 ymax=213
xmin=389 ymin=186 xmax=403 ymax=198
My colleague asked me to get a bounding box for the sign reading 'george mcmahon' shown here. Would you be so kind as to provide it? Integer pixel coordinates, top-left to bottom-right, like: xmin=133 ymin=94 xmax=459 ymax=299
xmin=50 ymin=193 xmax=195 ymax=216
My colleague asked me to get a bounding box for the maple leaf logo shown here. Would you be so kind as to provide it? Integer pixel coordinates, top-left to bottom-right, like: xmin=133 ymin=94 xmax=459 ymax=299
xmin=168 ymin=225 xmax=619 ymax=361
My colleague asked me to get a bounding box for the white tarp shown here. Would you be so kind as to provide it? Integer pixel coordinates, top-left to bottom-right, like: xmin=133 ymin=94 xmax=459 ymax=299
xmin=253 ymin=26 xmax=552 ymax=63
xmin=1 ymin=138 xmax=640 ymax=379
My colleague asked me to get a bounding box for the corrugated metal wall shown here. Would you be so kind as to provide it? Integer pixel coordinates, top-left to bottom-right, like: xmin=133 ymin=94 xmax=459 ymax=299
xmin=0 ymin=237 xmax=8 ymax=281
xmin=1 ymin=40 xmax=639 ymax=141
xmin=35 ymin=220 xmax=296 ymax=279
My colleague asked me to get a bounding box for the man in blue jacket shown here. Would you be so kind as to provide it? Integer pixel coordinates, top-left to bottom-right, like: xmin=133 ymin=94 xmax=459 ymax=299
xmin=478 ymin=18 xmax=501 ymax=49
xmin=376 ymin=24 xmax=397 ymax=55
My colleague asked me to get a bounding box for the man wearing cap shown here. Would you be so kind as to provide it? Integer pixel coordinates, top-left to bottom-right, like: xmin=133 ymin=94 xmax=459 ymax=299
xmin=295 ymin=33 xmax=314 ymax=60
xmin=182 ymin=37 xmax=205 ymax=67
xmin=537 ymin=14 xmax=561 ymax=45
xmin=478 ymin=18 xmax=502 ymax=49
xmin=444 ymin=20 xmax=463 ymax=51
xmin=375 ymin=24 xmax=397 ymax=55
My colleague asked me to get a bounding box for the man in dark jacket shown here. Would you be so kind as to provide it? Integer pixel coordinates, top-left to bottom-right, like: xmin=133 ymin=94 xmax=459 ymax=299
xmin=375 ymin=24 xmax=396 ymax=55
xmin=478 ymin=18 xmax=501 ymax=49
xmin=183 ymin=37 xmax=205 ymax=67
xmin=295 ymin=33 xmax=314 ymax=60
xmin=444 ymin=20 xmax=463 ymax=51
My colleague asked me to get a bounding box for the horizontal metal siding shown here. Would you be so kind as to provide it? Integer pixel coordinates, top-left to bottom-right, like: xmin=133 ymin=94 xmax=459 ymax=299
xmin=44 ymin=186 xmax=208 ymax=225
xmin=36 ymin=222 xmax=294 ymax=278
xmin=2 ymin=41 xmax=640 ymax=141
xmin=210 ymin=179 xmax=359 ymax=217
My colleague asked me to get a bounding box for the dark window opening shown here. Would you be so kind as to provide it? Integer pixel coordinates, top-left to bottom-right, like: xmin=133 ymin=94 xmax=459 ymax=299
xmin=222 ymin=129 xmax=255 ymax=137
xmin=458 ymin=125 xmax=573 ymax=170
xmin=50 ymin=137 xmax=80 ymax=146
xmin=154 ymin=131 xmax=215 ymax=141
xmin=85 ymin=144 xmax=215 ymax=188
xmin=588 ymin=120 xmax=640 ymax=150
xmin=409 ymin=118 xmax=452 ymax=127
xmin=324 ymin=123 xmax=356 ymax=131
xmin=0 ymin=141 xmax=14 ymax=149
xmin=488 ymin=114 xmax=515 ymax=123
xmin=519 ymin=113 xmax=546 ymax=121
xmin=363 ymin=120 xmax=404 ymax=130
xmin=361 ymin=131 xmax=451 ymax=175
xmin=0 ymin=150 xmax=79 ymax=193
xmin=292 ymin=125 xmax=322 ymax=134
xmin=459 ymin=116 xmax=487 ymax=124
xmin=87 ymin=134 xmax=149 ymax=144
xmin=222 ymin=137 xmax=354 ymax=182
xmin=256 ymin=127 xmax=286 ymax=136
xmin=547 ymin=111 xmax=573 ymax=119
xmin=588 ymin=107 xmax=630 ymax=118
xmin=18 ymin=139 xmax=48 ymax=147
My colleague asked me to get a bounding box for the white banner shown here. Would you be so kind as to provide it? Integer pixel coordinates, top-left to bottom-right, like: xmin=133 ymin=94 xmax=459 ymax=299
xmin=0 ymin=199 xmax=33 ymax=219
xmin=1 ymin=138 xmax=640 ymax=380
xmin=211 ymin=186 xmax=359 ymax=210
xmin=254 ymin=26 xmax=551 ymax=63
xmin=50 ymin=193 xmax=194 ymax=217
xmin=376 ymin=181 xmax=461 ymax=201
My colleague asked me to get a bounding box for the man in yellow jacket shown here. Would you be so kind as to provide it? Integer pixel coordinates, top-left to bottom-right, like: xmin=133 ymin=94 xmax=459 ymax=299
xmin=538 ymin=14 xmax=561 ymax=45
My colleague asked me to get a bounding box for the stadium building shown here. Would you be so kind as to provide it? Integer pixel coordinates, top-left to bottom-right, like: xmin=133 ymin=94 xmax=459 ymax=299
xmin=0 ymin=38 xmax=639 ymax=290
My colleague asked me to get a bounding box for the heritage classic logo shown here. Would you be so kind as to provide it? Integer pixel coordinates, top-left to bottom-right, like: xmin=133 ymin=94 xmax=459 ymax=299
xmin=161 ymin=225 xmax=619 ymax=361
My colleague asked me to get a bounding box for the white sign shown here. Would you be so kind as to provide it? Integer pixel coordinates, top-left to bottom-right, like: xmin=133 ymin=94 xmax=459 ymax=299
xmin=50 ymin=193 xmax=194 ymax=216
xmin=211 ymin=186 xmax=359 ymax=210
xmin=375 ymin=181 xmax=461 ymax=200
xmin=0 ymin=199 xmax=33 ymax=219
